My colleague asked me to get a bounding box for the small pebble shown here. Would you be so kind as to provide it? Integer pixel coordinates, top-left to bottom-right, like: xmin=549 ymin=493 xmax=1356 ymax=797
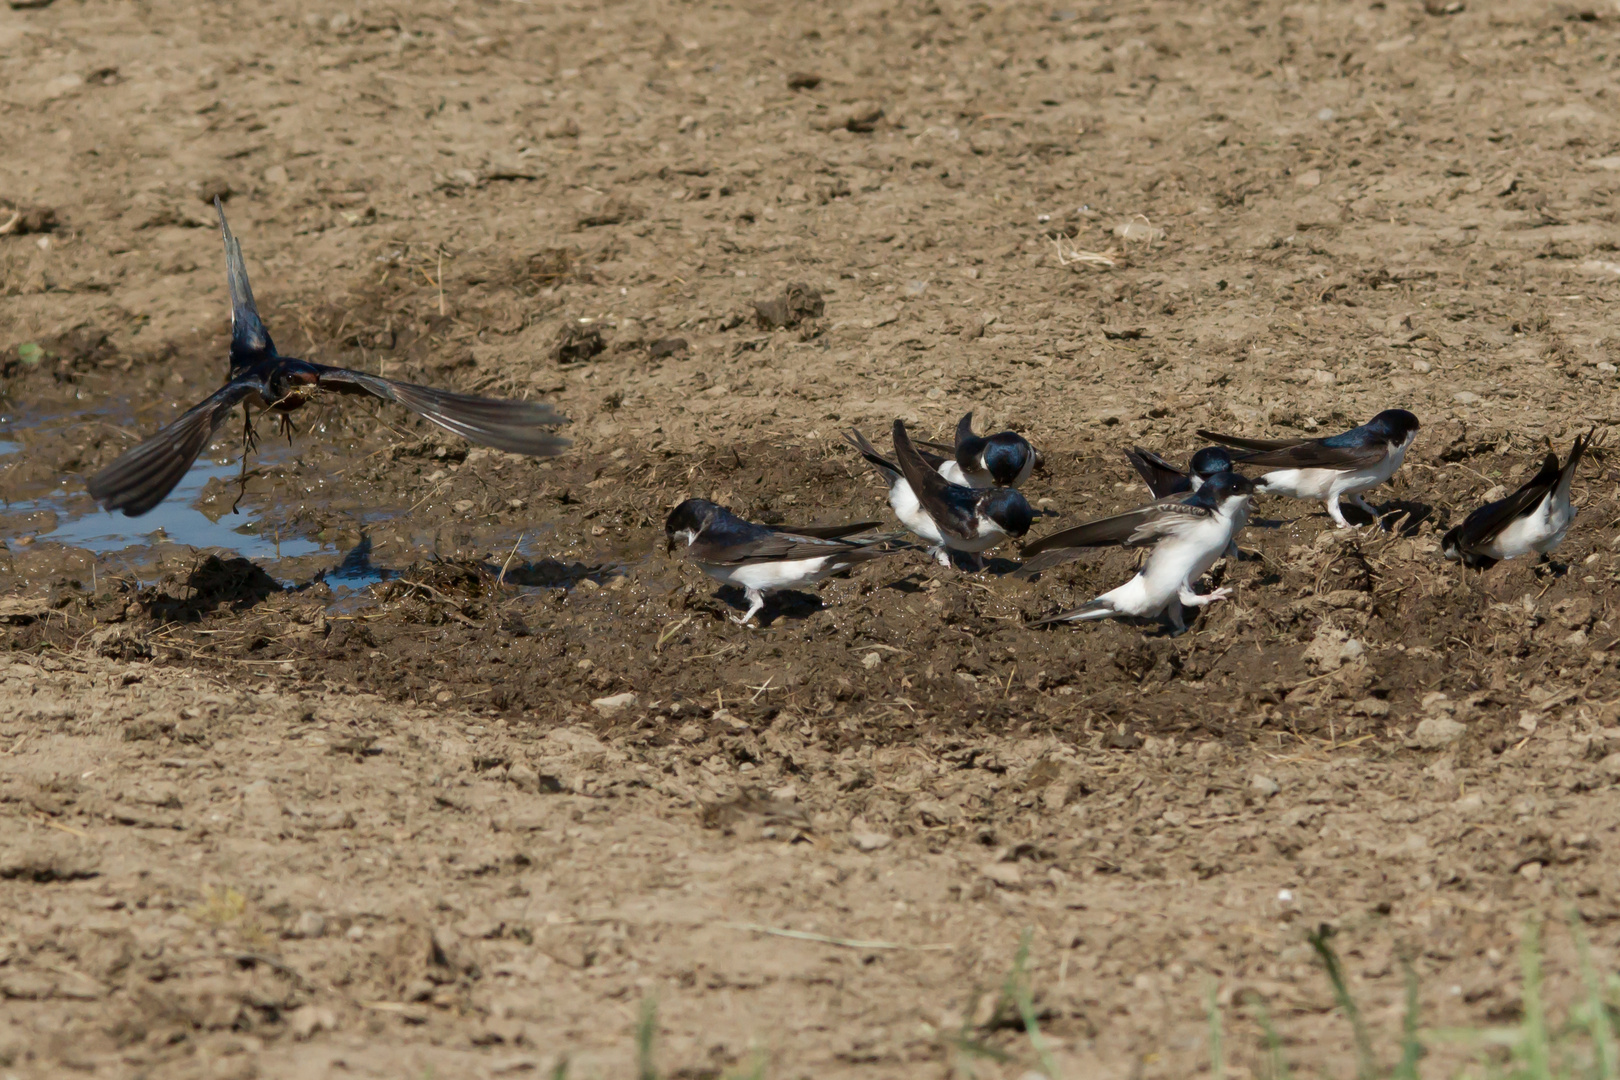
xmin=591 ymin=691 xmax=637 ymax=717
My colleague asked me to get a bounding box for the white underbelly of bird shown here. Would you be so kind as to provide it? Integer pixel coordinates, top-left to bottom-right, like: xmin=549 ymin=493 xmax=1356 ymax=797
xmin=1081 ymin=523 xmax=1229 ymax=620
xmin=698 ymin=557 xmax=843 ymax=594
xmin=1259 ymin=442 xmax=1407 ymax=502
xmin=1480 ymin=499 xmax=1573 ymax=560
xmin=886 ymin=479 xmax=940 ymax=544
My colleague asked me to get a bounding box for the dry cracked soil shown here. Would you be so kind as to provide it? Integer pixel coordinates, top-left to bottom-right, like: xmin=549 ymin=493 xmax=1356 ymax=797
xmin=6 ymin=0 xmax=1620 ymax=1076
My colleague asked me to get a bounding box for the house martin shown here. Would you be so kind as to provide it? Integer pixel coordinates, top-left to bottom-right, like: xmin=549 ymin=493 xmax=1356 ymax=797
xmin=86 ymin=199 xmax=569 ymax=517
xmin=913 ymin=411 xmax=1038 ymax=489
xmin=664 ymin=498 xmax=893 ymax=625
xmin=1124 ymin=445 xmax=1245 ymax=557
xmin=1022 ymin=471 xmax=1256 ymax=634
xmin=845 ymin=422 xmax=1033 ymax=567
xmin=1196 ymin=409 xmax=1419 ymax=529
xmin=1442 ymin=428 xmax=1596 ymax=568
xmin=1124 ymin=445 xmax=1236 ymax=498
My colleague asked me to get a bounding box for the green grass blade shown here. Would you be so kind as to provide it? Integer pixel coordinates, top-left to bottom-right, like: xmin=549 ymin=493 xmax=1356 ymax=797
xmin=1244 ymin=994 xmax=1292 ymax=1080
xmin=548 ymin=1059 xmax=569 ymax=1080
xmin=1393 ymin=956 xmax=1423 ymax=1080
xmin=1207 ymin=981 xmax=1226 ymax=1080
xmin=1516 ymin=918 xmax=1550 ymax=1080
xmin=1008 ymin=928 xmax=1062 ymax=1079
xmin=1568 ymin=905 xmax=1619 ymax=1080
xmin=637 ymin=997 xmax=660 ymax=1080
xmin=1307 ymin=926 xmax=1376 ymax=1080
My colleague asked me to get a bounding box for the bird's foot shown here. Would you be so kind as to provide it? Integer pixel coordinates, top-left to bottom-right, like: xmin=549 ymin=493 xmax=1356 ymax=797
xmin=930 ymin=547 xmax=951 ymax=568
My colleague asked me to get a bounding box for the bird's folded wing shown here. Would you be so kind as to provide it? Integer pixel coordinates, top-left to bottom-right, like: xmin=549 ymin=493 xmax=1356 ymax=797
xmin=950 ymin=411 xmax=980 ymax=467
xmin=695 ymin=532 xmax=865 ymax=565
xmin=903 ymin=438 xmax=958 ymax=472
xmin=1194 ymin=429 xmax=1311 ymax=454
xmin=1203 ymin=436 xmax=1388 ymax=470
xmin=87 ymin=381 xmax=259 ymax=517
xmin=892 ymin=420 xmax=976 ymax=540
xmin=1124 ymin=447 xmax=1191 ymax=498
xmin=783 ymin=521 xmax=883 ymax=540
xmin=1554 ymin=427 xmax=1597 ymax=502
xmin=843 ymin=428 xmax=901 ymax=477
xmin=1452 ymin=454 xmax=1559 ymax=547
xmin=313 ymin=368 xmax=569 ymax=457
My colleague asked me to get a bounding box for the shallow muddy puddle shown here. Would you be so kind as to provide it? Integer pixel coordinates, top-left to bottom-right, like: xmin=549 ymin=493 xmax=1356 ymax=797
xmin=0 ymin=402 xmax=639 ymax=608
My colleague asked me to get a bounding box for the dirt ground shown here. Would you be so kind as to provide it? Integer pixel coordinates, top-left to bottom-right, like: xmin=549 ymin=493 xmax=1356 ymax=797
xmin=6 ymin=0 xmax=1620 ymax=1075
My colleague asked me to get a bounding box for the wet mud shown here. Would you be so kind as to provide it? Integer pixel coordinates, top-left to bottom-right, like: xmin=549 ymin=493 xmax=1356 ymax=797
xmin=5 ymin=0 xmax=1620 ymax=1075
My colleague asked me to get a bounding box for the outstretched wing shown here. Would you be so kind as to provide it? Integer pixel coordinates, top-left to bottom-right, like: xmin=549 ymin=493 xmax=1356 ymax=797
xmin=1197 ymin=428 xmax=1387 ymax=470
xmin=892 ymin=420 xmax=976 ymax=540
xmin=1016 ymin=501 xmax=1212 ymax=576
xmin=87 ymin=381 xmax=260 ymax=517
xmin=1123 ymin=447 xmax=1192 ymax=498
xmin=216 ymin=198 xmax=276 ymax=369
xmin=311 ymin=367 xmax=569 ymax=457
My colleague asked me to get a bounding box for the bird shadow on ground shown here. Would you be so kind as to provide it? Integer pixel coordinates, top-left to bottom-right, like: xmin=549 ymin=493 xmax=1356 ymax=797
xmin=714 ymin=585 xmax=822 ymax=625
xmin=143 ymin=554 xmax=283 ymax=623
xmin=1377 ymin=499 xmax=1435 ymax=536
xmin=491 ymin=559 xmax=620 ymax=590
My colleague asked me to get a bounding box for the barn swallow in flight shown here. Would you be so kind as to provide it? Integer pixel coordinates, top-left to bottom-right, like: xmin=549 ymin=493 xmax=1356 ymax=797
xmin=913 ymin=411 xmax=1038 ymax=489
xmin=86 ymin=199 xmax=569 ymax=517
xmin=845 ymin=421 xmax=1033 ymax=567
xmin=1196 ymin=409 xmax=1419 ymax=529
xmin=1442 ymin=428 xmax=1596 ymax=569
xmin=1021 ymin=471 xmax=1255 ymax=635
xmin=664 ymin=498 xmax=892 ymax=625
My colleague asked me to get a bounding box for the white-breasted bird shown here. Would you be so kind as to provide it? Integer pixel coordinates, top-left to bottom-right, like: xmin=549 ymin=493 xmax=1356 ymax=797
xmin=1442 ymin=428 xmax=1596 ymax=568
xmin=1196 ymin=409 xmax=1420 ymax=529
xmin=1021 ymin=470 xmax=1256 ymax=635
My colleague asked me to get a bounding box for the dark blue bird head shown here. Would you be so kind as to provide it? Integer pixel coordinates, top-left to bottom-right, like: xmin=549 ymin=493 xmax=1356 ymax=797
xmin=1360 ymin=409 xmax=1421 ymax=444
xmin=979 ymin=433 xmax=1035 ymax=487
xmin=1187 ymin=469 xmax=1255 ymax=508
xmin=665 ymin=498 xmax=723 ymax=550
xmin=1187 ymin=446 xmax=1234 ymax=480
xmin=979 ymin=487 xmax=1035 ymax=538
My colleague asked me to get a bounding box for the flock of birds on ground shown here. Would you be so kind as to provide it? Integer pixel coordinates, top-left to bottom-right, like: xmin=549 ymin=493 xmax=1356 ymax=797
xmin=81 ymin=204 xmax=1597 ymax=635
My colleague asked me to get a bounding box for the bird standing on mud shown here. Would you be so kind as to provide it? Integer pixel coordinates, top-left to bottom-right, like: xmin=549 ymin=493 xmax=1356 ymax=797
xmin=912 ymin=411 xmax=1039 ymax=490
xmin=86 ymin=199 xmax=570 ymax=517
xmin=1196 ymin=409 xmax=1419 ymax=529
xmin=845 ymin=421 xmax=1034 ymax=568
xmin=1443 ymin=428 xmax=1596 ymax=569
xmin=1021 ymin=471 xmax=1256 ymax=635
xmin=1123 ymin=444 xmax=1247 ymax=558
xmin=664 ymin=498 xmax=894 ymax=625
